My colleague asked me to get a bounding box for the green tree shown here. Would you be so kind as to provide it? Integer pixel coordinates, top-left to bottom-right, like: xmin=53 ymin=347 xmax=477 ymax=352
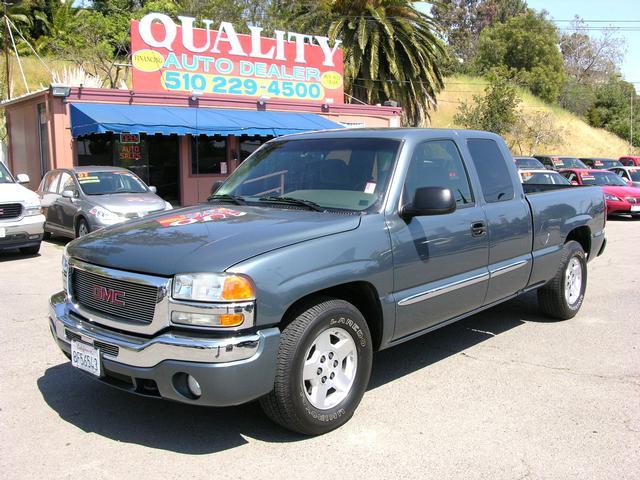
xmin=431 ymin=0 xmax=528 ymax=71
xmin=300 ymin=0 xmax=446 ymax=126
xmin=475 ymin=11 xmax=564 ymax=102
xmin=453 ymin=68 xmax=520 ymax=135
xmin=587 ymin=77 xmax=639 ymax=147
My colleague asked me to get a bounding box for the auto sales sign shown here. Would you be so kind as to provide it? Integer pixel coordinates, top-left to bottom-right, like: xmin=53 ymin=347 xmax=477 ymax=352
xmin=131 ymin=13 xmax=344 ymax=103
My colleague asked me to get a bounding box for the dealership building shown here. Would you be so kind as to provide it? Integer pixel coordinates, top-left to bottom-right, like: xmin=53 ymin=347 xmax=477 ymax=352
xmin=1 ymin=14 xmax=400 ymax=206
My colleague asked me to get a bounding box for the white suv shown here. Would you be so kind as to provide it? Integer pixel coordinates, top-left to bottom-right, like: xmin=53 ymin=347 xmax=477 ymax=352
xmin=0 ymin=162 xmax=45 ymax=255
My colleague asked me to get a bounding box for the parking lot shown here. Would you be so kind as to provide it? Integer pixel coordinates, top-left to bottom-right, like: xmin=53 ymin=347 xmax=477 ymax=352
xmin=1 ymin=219 xmax=638 ymax=480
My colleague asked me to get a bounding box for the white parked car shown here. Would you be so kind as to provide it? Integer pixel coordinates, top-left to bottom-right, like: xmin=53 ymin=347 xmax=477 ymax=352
xmin=0 ymin=162 xmax=45 ymax=255
xmin=518 ymin=168 xmax=571 ymax=185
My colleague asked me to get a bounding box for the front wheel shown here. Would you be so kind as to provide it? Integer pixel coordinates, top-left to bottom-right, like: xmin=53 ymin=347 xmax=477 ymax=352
xmin=537 ymin=240 xmax=587 ymax=320
xmin=260 ymin=298 xmax=373 ymax=435
xmin=76 ymin=218 xmax=90 ymax=238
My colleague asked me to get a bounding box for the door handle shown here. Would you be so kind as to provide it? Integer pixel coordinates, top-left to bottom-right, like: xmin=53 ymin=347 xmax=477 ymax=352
xmin=471 ymin=221 xmax=487 ymax=237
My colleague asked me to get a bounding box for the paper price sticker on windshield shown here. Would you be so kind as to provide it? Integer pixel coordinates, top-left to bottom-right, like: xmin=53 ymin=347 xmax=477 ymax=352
xmin=157 ymin=207 xmax=247 ymax=227
xmin=364 ymin=182 xmax=376 ymax=194
xmin=78 ymin=176 xmax=100 ymax=184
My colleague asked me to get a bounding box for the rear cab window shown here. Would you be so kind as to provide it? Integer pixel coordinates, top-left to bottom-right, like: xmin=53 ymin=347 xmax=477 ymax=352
xmin=466 ymin=139 xmax=514 ymax=203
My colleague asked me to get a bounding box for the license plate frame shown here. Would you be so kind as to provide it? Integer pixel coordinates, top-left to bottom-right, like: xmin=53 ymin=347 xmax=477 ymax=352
xmin=630 ymin=205 xmax=640 ymax=212
xmin=71 ymin=340 xmax=102 ymax=377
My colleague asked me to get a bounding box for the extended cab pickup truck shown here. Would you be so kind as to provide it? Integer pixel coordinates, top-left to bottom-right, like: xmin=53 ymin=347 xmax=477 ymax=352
xmin=49 ymin=129 xmax=606 ymax=435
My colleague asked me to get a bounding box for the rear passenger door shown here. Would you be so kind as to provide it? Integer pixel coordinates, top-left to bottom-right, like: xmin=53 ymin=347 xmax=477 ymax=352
xmin=465 ymin=138 xmax=533 ymax=306
xmin=391 ymin=139 xmax=489 ymax=339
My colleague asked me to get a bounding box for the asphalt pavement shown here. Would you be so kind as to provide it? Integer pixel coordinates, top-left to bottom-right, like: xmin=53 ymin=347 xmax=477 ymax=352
xmin=1 ymin=219 xmax=638 ymax=479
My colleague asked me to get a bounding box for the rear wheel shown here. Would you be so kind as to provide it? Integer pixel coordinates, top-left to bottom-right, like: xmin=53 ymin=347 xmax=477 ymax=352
xmin=537 ymin=240 xmax=587 ymax=320
xmin=76 ymin=218 xmax=90 ymax=238
xmin=260 ymin=298 xmax=373 ymax=435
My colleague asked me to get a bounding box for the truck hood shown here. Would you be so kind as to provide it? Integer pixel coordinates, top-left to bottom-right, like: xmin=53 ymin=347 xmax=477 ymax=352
xmin=0 ymin=183 xmax=39 ymax=203
xmin=68 ymin=204 xmax=361 ymax=275
xmin=87 ymin=192 xmax=167 ymax=215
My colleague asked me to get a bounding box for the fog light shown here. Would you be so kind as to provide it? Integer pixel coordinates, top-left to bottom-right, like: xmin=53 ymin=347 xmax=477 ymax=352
xmin=29 ymin=234 xmax=40 ymax=239
xmin=187 ymin=375 xmax=201 ymax=397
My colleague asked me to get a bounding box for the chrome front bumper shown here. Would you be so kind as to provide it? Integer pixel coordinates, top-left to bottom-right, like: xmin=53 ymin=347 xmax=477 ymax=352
xmin=49 ymin=290 xmax=277 ymax=368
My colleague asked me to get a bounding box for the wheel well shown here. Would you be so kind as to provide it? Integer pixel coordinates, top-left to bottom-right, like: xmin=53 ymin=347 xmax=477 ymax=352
xmin=566 ymin=226 xmax=591 ymax=257
xmin=281 ymin=281 xmax=384 ymax=351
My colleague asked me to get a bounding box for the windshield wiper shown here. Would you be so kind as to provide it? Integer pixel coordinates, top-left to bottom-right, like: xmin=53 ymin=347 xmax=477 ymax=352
xmin=208 ymin=193 xmax=247 ymax=205
xmin=258 ymin=196 xmax=326 ymax=212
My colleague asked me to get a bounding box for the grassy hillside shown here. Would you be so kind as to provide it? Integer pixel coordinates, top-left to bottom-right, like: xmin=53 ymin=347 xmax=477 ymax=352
xmin=2 ymin=58 xmax=634 ymax=157
xmin=431 ymin=75 xmax=633 ymax=158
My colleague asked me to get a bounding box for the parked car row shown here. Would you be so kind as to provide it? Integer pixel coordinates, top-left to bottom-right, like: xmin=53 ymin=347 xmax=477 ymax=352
xmin=516 ymin=154 xmax=640 ymax=218
xmin=1 ymin=164 xmax=173 ymax=255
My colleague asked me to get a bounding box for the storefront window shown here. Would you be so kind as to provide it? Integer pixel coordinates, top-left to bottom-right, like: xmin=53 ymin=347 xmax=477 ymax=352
xmin=191 ymin=136 xmax=227 ymax=175
xmin=77 ymin=133 xmax=116 ymax=166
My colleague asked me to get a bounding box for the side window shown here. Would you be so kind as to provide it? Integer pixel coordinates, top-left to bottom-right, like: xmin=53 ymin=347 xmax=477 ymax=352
xmin=46 ymin=171 xmax=61 ymax=193
xmin=466 ymin=139 xmax=514 ymax=203
xmin=404 ymin=139 xmax=474 ymax=207
xmin=58 ymin=172 xmax=76 ymax=194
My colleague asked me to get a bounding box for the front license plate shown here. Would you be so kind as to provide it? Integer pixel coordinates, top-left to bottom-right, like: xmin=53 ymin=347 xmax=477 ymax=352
xmin=631 ymin=205 xmax=640 ymax=212
xmin=0 ymin=227 xmax=5 ymax=238
xmin=71 ymin=340 xmax=101 ymax=377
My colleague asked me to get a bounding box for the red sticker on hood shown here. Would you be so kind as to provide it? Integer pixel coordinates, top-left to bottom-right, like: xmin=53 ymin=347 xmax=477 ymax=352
xmin=157 ymin=207 xmax=247 ymax=227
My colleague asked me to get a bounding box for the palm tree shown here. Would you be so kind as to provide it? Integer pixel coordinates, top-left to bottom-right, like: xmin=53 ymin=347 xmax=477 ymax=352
xmin=300 ymin=0 xmax=446 ymax=126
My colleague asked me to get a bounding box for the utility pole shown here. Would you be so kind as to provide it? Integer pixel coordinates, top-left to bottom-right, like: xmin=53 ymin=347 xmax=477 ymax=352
xmin=631 ymin=92 xmax=635 ymax=151
xmin=3 ymin=1 xmax=10 ymax=100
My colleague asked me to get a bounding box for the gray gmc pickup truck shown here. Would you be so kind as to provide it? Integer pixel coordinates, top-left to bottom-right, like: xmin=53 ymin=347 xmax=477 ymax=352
xmin=49 ymin=129 xmax=606 ymax=435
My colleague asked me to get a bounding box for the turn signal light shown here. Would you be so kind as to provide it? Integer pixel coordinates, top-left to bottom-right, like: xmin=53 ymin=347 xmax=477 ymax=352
xmin=222 ymin=275 xmax=255 ymax=301
xmin=219 ymin=314 xmax=244 ymax=327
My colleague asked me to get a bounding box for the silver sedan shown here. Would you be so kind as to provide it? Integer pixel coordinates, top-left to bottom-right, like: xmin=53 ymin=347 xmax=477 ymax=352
xmin=609 ymin=166 xmax=640 ymax=188
xmin=37 ymin=166 xmax=172 ymax=239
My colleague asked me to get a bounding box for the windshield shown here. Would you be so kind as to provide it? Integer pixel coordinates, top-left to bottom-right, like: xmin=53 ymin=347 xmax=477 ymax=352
xmin=0 ymin=162 xmax=15 ymax=184
xmin=77 ymin=171 xmax=148 ymax=195
xmin=521 ymin=171 xmax=569 ymax=185
xmin=559 ymin=157 xmax=588 ymax=169
xmin=580 ymin=171 xmax=628 ymax=186
xmin=217 ymin=138 xmax=401 ymax=211
xmin=515 ymin=157 xmax=544 ymax=169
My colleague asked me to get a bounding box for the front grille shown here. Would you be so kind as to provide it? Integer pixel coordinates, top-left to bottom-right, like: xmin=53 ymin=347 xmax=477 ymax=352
xmin=0 ymin=203 xmax=22 ymax=220
xmin=64 ymin=329 xmax=120 ymax=358
xmin=71 ymin=268 xmax=159 ymax=324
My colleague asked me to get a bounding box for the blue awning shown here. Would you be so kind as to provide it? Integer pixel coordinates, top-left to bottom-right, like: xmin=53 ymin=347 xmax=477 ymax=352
xmin=69 ymin=103 xmax=344 ymax=138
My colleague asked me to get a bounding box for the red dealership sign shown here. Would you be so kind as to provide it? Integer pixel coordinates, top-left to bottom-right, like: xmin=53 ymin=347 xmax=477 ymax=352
xmin=131 ymin=13 xmax=344 ymax=103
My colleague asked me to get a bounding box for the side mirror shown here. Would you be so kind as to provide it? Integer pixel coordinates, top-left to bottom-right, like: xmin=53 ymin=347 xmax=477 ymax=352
xmin=16 ymin=173 xmax=30 ymax=184
xmin=402 ymin=186 xmax=456 ymax=218
xmin=148 ymin=186 xmax=157 ymax=193
xmin=211 ymin=180 xmax=224 ymax=195
xmin=61 ymin=189 xmax=76 ymax=199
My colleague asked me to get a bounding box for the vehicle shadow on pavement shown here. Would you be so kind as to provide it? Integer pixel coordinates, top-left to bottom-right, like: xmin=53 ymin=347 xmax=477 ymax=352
xmin=37 ymin=292 xmax=551 ymax=453
xmin=0 ymin=250 xmax=41 ymax=262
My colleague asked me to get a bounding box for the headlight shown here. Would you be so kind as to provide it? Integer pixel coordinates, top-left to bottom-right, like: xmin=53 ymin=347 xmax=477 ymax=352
xmin=605 ymin=194 xmax=621 ymax=201
xmin=89 ymin=206 xmax=120 ymax=220
xmin=62 ymin=246 xmax=70 ymax=293
xmin=172 ymin=273 xmax=255 ymax=302
xmin=24 ymin=200 xmax=42 ymax=216
xmin=164 ymin=201 xmax=173 ymax=211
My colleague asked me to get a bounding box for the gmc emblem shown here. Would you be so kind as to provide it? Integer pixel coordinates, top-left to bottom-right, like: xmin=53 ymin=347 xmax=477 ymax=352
xmin=91 ymin=285 xmax=126 ymax=306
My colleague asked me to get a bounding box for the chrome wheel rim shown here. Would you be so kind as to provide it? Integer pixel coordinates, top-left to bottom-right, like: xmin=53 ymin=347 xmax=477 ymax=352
xmin=565 ymin=257 xmax=582 ymax=305
xmin=302 ymin=327 xmax=358 ymax=410
xmin=78 ymin=223 xmax=88 ymax=237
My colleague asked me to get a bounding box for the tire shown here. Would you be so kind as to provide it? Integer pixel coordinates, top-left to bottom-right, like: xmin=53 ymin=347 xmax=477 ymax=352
xmin=76 ymin=218 xmax=90 ymax=238
xmin=19 ymin=243 xmax=41 ymax=255
xmin=537 ymin=240 xmax=587 ymax=320
xmin=260 ymin=298 xmax=373 ymax=435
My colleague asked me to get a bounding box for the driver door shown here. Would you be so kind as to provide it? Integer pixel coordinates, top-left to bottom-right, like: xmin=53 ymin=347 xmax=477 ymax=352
xmin=390 ymin=139 xmax=489 ymax=339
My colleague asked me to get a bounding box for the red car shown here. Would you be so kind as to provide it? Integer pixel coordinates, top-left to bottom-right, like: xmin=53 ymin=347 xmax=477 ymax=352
xmin=619 ymin=156 xmax=640 ymax=167
xmin=561 ymin=168 xmax=640 ymax=217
